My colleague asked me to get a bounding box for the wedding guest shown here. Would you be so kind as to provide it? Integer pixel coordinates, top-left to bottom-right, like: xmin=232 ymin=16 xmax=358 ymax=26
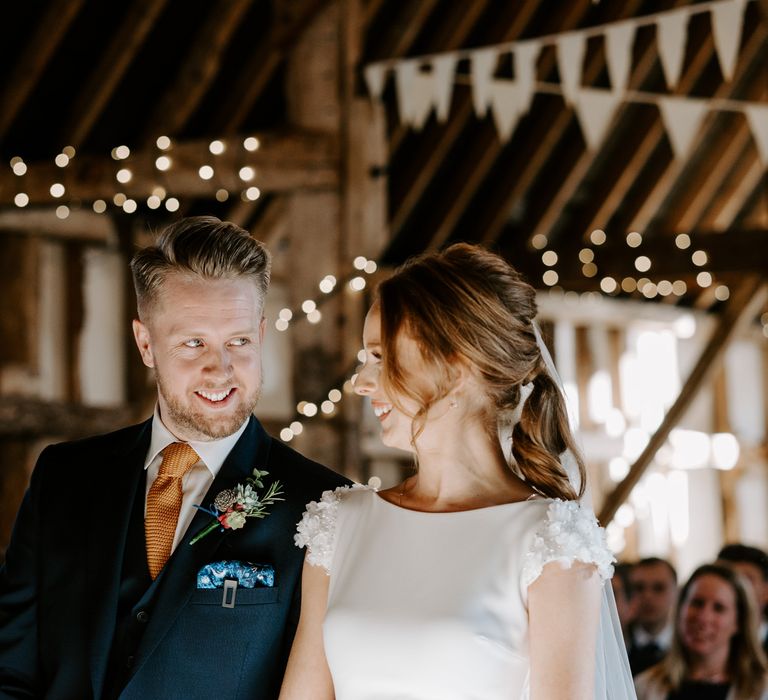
xmin=628 ymin=557 xmax=678 ymax=675
xmin=635 ymin=563 xmax=768 ymax=700
xmin=718 ymin=544 xmax=768 ymax=653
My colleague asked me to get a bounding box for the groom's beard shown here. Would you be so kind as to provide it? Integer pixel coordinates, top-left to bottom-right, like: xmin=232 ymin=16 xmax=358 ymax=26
xmin=156 ymin=372 xmax=261 ymax=440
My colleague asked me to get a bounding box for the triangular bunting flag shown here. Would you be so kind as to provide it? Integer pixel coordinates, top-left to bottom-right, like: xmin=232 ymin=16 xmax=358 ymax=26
xmin=744 ymin=105 xmax=768 ymax=164
xmin=711 ymin=0 xmax=745 ymax=81
xmin=395 ymin=60 xmax=418 ymax=124
xmin=658 ymin=96 xmax=708 ymax=159
xmin=410 ymin=70 xmax=437 ymax=130
xmin=605 ymin=20 xmax=636 ymax=93
xmin=395 ymin=60 xmax=434 ymax=129
xmin=657 ymin=7 xmax=691 ymax=89
xmin=432 ymin=54 xmax=458 ymax=123
xmin=557 ymin=30 xmax=587 ymax=104
xmin=575 ymin=87 xmax=622 ymax=151
xmin=364 ymin=63 xmax=387 ymax=100
xmin=471 ymin=47 xmax=498 ymax=117
xmin=490 ymin=79 xmax=521 ymax=141
xmin=514 ymin=40 xmax=540 ymax=113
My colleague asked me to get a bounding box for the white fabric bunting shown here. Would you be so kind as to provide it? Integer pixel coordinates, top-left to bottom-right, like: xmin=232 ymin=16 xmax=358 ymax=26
xmin=745 ymin=105 xmax=768 ymax=164
xmin=364 ymin=64 xmax=387 ymax=100
xmin=471 ymin=48 xmax=498 ymax=117
xmin=605 ymin=20 xmax=636 ymax=93
xmin=514 ymin=40 xmax=540 ymax=112
xmin=657 ymin=7 xmax=691 ymax=89
xmin=575 ymin=88 xmax=622 ymax=151
xmin=710 ymin=0 xmax=745 ymax=81
xmin=557 ymin=31 xmax=587 ymax=105
xmin=432 ymin=54 xmax=458 ymax=123
xmin=395 ymin=60 xmax=434 ymax=130
xmin=490 ymin=80 xmax=521 ymax=141
xmin=658 ymin=96 xmax=708 ymax=159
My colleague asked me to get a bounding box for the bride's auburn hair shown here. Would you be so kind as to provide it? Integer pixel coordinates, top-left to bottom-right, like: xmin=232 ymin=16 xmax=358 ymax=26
xmin=376 ymin=243 xmax=585 ymax=501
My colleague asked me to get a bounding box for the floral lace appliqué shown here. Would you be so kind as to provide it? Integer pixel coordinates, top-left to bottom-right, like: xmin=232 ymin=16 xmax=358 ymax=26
xmin=294 ymin=483 xmax=374 ymax=574
xmin=522 ymin=499 xmax=614 ymax=588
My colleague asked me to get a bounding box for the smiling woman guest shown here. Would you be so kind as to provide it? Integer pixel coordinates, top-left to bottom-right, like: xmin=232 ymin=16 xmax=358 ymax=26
xmin=635 ymin=564 xmax=768 ymax=700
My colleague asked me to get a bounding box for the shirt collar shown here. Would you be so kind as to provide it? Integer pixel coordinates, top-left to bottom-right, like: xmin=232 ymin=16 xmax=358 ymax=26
xmin=145 ymin=405 xmax=249 ymax=476
xmin=633 ymin=622 xmax=674 ymax=649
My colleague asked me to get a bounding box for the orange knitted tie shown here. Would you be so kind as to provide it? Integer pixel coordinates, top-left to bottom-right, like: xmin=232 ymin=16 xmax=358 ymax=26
xmin=146 ymin=442 xmax=200 ymax=579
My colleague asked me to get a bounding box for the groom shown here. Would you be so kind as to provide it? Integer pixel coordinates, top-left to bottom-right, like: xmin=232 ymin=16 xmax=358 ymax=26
xmin=0 ymin=217 xmax=347 ymax=699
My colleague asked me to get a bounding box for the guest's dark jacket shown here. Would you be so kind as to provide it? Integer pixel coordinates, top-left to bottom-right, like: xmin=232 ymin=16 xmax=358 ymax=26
xmin=0 ymin=416 xmax=348 ymax=699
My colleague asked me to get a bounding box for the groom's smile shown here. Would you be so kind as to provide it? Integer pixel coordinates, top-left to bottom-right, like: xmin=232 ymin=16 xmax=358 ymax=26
xmin=133 ymin=272 xmax=266 ymax=442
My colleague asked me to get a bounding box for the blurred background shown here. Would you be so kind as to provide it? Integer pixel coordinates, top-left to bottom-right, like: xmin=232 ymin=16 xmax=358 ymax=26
xmin=0 ymin=0 xmax=766 ymax=582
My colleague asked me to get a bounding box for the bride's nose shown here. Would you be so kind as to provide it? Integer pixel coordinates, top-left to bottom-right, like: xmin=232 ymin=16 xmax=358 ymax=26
xmin=353 ymin=364 xmax=378 ymax=396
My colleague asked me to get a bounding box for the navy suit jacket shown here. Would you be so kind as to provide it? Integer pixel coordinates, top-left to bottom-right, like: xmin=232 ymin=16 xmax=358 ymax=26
xmin=0 ymin=416 xmax=348 ymax=699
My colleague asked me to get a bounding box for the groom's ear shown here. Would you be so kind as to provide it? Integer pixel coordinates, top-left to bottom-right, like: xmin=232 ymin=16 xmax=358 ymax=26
xmin=132 ymin=319 xmax=155 ymax=368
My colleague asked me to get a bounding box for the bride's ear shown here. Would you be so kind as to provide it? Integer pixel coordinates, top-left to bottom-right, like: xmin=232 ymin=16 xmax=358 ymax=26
xmin=446 ymin=359 xmax=479 ymax=408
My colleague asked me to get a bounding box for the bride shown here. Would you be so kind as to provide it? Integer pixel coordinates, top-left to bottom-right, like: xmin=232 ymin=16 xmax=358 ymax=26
xmin=279 ymin=244 xmax=636 ymax=699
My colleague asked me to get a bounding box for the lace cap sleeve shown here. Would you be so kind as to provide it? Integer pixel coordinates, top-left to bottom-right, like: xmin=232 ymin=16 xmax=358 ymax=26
xmin=294 ymin=484 xmax=372 ymax=574
xmin=522 ymin=499 xmax=614 ymax=589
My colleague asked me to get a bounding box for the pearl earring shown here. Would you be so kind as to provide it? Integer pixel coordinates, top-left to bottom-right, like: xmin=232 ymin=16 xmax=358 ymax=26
xmin=449 ymin=398 xmax=458 ymax=409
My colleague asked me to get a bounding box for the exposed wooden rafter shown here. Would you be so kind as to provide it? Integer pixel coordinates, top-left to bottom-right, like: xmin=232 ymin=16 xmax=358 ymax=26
xmin=479 ymin=0 xmax=653 ymax=249
xmin=581 ymin=24 xmax=766 ymax=244
xmin=212 ymin=0 xmax=331 ymax=134
xmin=515 ymin=228 xmax=768 ymax=288
xmin=0 ymin=0 xmax=85 ymax=140
xmin=387 ymin=0 xmax=494 ymax=234
xmin=141 ymin=0 xmax=253 ymax=144
xmin=64 ymin=0 xmax=172 ymax=149
xmin=424 ymin=0 xmax=619 ymax=253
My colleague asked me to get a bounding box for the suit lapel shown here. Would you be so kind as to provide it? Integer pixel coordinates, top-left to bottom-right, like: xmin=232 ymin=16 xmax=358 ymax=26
xmin=129 ymin=417 xmax=272 ymax=675
xmin=88 ymin=420 xmax=152 ymax=699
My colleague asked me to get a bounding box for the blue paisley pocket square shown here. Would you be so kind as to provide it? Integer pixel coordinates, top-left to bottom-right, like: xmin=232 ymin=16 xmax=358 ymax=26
xmin=196 ymin=560 xmax=275 ymax=589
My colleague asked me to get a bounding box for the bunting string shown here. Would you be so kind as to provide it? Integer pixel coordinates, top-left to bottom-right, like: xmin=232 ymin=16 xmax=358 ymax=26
xmin=363 ymin=0 xmax=765 ymax=161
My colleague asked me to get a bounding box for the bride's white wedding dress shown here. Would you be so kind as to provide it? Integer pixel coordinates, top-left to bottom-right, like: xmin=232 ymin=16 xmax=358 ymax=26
xmin=295 ymin=485 xmax=636 ymax=699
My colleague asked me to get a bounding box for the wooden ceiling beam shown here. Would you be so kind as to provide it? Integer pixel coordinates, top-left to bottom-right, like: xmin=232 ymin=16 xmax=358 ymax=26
xmin=0 ymin=0 xmax=85 ymax=141
xmin=387 ymin=0 xmax=491 ymax=156
xmin=475 ymin=0 xmax=645 ymax=249
xmin=0 ymin=210 xmax=116 ymax=243
xmin=64 ymin=0 xmax=171 ymax=150
xmin=0 ymin=131 xmax=338 ymax=205
xmin=141 ymin=0 xmax=253 ymax=144
xmin=392 ymin=3 xmax=568 ymax=249
xmin=363 ymin=0 xmax=387 ymax=29
xmin=563 ymin=14 xmax=764 ymax=250
xmin=523 ymin=0 xmax=693 ymax=249
xmin=627 ymin=26 xmax=767 ymax=234
xmin=387 ymin=0 xmax=493 ymax=230
xmin=213 ymin=0 xmax=331 ymax=134
xmin=546 ymin=228 xmax=768 ymax=283
xmin=379 ymin=0 xmax=440 ymax=61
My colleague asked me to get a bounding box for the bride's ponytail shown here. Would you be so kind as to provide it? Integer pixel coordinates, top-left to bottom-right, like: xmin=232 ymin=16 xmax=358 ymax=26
xmin=509 ymin=366 xmax=585 ymax=501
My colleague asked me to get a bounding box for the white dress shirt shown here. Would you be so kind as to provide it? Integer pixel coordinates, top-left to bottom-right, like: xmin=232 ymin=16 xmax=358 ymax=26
xmin=143 ymin=406 xmax=249 ymax=551
xmin=632 ymin=622 xmax=674 ymax=651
